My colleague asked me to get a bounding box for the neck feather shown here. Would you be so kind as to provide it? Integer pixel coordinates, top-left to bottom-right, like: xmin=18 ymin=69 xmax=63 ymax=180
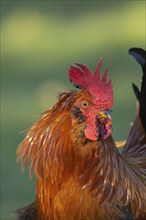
xmin=17 ymin=91 xmax=145 ymax=218
xmin=76 ymin=136 xmax=145 ymax=218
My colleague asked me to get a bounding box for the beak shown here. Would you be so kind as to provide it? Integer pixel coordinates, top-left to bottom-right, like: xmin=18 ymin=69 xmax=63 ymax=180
xmin=98 ymin=110 xmax=112 ymax=120
xmin=96 ymin=110 xmax=112 ymax=139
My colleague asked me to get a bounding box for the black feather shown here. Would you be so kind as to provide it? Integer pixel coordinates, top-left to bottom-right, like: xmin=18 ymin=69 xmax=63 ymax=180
xmin=132 ymin=83 xmax=141 ymax=102
xmin=129 ymin=48 xmax=145 ymax=67
xmin=129 ymin=47 xmax=146 ymax=132
xmin=14 ymin=202 xmax=37 ymax=220
xmin=72 ymin=107 xmax=86 ymax=122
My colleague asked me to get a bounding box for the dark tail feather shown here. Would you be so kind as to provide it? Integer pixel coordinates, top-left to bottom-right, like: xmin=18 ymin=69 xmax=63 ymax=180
xmin=132 ymin=83 xmax=141 ymax=102
xmin=129 ymin=48 xmax=145 ymax=67
xmin=129 ymin=47 xmax=146 ymax=132
xmin=14 ymin=202 xmax=37 ymax=220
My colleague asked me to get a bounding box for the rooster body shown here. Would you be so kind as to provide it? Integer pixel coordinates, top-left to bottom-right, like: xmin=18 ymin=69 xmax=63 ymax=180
xmin=16 ymin=49 xmax=146 ymax=220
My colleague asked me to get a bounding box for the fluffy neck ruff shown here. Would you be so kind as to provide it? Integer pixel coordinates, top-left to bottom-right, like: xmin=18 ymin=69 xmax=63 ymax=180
xmin=17 ymin=92 xmax=145 ymax=219
xmin=35 ymin=134 xmax=145 ymax=219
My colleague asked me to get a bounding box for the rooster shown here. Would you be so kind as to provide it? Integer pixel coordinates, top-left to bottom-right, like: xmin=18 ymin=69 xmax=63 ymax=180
xmin=15 ymin=48 xmax=146 ymax=220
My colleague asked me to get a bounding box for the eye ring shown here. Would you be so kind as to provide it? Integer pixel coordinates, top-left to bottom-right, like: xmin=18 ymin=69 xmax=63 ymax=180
xmin=82 ymin=101 xmax=89 ymax=108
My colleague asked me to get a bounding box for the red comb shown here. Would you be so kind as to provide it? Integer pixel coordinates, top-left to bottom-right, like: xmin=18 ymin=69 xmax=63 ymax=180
xmin=68 ymin=58 xmax=113 ymax=109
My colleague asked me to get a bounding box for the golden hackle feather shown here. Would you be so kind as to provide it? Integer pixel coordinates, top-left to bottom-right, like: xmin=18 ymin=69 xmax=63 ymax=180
xmin=17 ymin=90 xmax=146 ymax=220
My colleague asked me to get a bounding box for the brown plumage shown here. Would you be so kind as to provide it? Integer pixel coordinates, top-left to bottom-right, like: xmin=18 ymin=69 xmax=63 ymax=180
xmin=16 ymin=49 xmax=146 ymax=220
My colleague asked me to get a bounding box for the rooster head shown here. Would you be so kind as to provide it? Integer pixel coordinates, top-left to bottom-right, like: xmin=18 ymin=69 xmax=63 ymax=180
xmin=69 ymin=59 xmax=113 ymax=141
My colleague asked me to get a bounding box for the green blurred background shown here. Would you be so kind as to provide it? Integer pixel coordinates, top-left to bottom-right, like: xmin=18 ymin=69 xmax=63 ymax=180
xmin=1 ymin=0 xmax=145 ymax=219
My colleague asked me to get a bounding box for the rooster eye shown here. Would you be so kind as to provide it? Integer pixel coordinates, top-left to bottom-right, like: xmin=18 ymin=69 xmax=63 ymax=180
xmin=82 ymin=101 xmax=89 ymax=108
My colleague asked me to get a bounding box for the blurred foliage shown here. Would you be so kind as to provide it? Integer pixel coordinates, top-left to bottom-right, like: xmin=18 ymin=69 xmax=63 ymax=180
xmin=1 ymin=1 xmax=145 ymax=219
